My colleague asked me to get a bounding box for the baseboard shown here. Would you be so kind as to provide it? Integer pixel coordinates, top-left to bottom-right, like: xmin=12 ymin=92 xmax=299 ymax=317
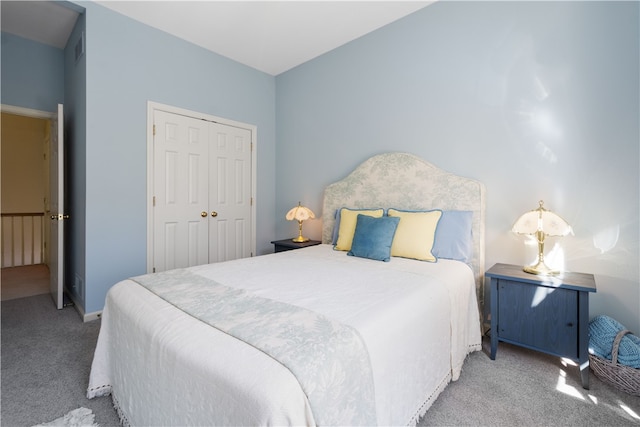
xmin=66 ymin=290 xmax=102 ymax=322
xmin=83 ymin=310 xmax=103 ymax=322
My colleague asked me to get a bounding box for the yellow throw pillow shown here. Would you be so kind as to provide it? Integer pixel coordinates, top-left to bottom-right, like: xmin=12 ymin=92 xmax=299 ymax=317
xmin=334 ymin=208 xmax=384 ymax=251
xmin=387 ymin=209 xmax=443 ymax=262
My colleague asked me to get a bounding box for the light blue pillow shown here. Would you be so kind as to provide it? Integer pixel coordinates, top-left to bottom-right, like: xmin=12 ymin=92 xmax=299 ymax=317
xmin=348 ymin=214 xmax=400 ymax=262
xmin=432 ymin=210 xmax=473 ymax=263
xmin=332 ymin=209 xmax=340 ymax=244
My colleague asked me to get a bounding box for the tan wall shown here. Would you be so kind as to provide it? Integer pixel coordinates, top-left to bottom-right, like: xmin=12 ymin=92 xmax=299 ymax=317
xmin=1 ymin=113 xmax=48 ymax=214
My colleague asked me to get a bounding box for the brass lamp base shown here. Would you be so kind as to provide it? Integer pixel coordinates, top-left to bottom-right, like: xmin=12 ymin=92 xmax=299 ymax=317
xmin=522 ymin=232 xmax=561 ymax=276
xmin=292 ymin=220 xmax=309 ymax=243
xmin=523 ymin=260 xmax=560 ymax=276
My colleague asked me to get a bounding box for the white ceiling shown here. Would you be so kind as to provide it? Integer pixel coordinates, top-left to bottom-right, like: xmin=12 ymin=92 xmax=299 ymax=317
xmin=1 ymin=1 xmax=432 ymax=76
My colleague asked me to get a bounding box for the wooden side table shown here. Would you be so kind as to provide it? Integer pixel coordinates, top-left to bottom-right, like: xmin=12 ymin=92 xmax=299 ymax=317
xmin=486 ymin=263 xmax=596 ymax=389
xmin=271 ymin=239 xmax=321 ymax=253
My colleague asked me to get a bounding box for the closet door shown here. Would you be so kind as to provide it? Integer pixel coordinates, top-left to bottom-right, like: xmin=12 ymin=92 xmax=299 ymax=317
xmin=153 ymin=111 xmax=210 ymax=272
xmin=208 ymin=123 xmax=252 ymax=262
xmin=151 ymin=110 xmax=254 ymax=273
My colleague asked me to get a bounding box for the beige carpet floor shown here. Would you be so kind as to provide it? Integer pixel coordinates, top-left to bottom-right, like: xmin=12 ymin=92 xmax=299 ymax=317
xmin=1 ymin=264 xmax=50 ymax=301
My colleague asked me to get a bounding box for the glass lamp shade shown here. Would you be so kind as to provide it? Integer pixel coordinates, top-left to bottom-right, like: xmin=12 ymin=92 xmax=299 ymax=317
xmin=286 ymin=203 xmax=315 ymax=222
xmin=512 ymin=200 xmax=572 ymax=275
xmin=286 ymin=202 xmax=315 ymax=242
xmin=512 ymin=201 xmax=573 ymax=237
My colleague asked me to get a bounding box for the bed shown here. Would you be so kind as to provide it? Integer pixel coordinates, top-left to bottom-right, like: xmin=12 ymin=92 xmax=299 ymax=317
xmin=87 ymin=152 xmax=486 ymax=426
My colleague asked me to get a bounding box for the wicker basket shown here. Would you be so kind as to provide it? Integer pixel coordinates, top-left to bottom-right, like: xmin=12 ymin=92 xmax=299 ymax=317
xmin=589 ymin=329 xmax=640 ymax=396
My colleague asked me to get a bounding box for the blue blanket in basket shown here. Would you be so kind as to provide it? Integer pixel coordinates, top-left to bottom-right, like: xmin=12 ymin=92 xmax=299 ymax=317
xmin=589 ymin=315 xmax=640 ymax=368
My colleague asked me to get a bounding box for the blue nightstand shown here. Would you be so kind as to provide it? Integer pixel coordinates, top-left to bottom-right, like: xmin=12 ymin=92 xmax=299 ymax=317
xmin=486 ymin=263 xmax=596 ymax=389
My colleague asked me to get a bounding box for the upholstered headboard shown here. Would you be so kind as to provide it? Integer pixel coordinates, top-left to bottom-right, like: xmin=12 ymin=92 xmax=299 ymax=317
xmin=322 ymin=152 xmax=486 ymax=307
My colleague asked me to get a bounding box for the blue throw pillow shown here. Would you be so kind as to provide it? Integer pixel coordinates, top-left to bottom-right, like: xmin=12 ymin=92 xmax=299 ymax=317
xmin=432 ymin=210 xmax=473 ymax=263
xmin=348 ymin=214 xmax=400 ymax=262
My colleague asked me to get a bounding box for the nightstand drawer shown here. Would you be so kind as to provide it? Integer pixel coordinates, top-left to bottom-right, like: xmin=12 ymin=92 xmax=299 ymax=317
xmin=498 ymin=279 xmax=578 ymax=358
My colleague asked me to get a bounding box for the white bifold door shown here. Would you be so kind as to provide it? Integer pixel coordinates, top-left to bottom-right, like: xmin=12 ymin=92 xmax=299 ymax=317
xmin=152 ymin=110 xmax=252 ymax=273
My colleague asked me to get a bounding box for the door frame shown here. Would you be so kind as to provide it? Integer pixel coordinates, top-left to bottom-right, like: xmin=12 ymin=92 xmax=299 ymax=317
xmin=146 ymin=101 xmax=257 ymax=273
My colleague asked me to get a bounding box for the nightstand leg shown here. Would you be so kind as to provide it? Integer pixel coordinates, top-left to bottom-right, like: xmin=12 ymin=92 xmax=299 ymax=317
xmin=490 ymin=277 xmax=498 ymax=360
xmin=578 ymin=291 xmax=590 ymax=389
xmin=490 ymin=335 xmax=497 ymax=360
xmin=579 ymin=360 xmax=590 ymax=389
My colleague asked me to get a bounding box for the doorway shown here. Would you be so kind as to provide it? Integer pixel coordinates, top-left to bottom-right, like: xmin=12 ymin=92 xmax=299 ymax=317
xmin=1 ymin=110 xmax=51 ymax=300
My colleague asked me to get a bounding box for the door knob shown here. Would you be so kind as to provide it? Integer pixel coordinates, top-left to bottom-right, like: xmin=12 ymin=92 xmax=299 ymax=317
xmin=201 ymin=211 xmax=207 ymax=218
xmin=211 ymin=211 xmax=218 ymax=217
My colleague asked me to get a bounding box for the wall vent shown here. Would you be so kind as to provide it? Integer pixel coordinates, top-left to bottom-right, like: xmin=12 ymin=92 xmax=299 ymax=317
xmin=74 ymin=31 xmax=85 ymax=62
xmin=74 ymin=273 xmax=84 ymax=300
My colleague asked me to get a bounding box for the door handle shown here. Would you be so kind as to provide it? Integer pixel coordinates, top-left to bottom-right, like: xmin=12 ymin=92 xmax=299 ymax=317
xmin=211 ymin=211 xmax=218 ymax=217
xmin=201 ymin=211 xmax=207 ymax=218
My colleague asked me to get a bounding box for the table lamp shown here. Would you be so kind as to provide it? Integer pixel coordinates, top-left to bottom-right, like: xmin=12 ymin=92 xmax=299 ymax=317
xmin=286 ymin=202 xmax=315 ymax=242
xmin=512 ymin=200 xmax=573 ymax=275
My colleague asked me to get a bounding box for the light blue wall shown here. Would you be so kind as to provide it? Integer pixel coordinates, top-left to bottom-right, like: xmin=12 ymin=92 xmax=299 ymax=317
xmin=1 ymin=13 xmax=89 ymax=309
xmin=0 ymin=32 xmax=64 ymax=111
xmin=80 ymin=3 xmax=276 ymax=314
xmin=276 ymin=1 xmax=640 ymax=331
xmin=1 ymin=20 xmax=84 ymax=308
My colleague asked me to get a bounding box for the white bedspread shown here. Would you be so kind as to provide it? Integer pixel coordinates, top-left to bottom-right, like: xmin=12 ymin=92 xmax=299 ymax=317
xmin=87 ymin=244 xmax=481 ymax=426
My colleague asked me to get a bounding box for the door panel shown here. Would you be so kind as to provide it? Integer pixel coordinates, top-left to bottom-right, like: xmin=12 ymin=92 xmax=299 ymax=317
xmin=153 ymin=111 xmax=209 ymax=272
xmin=498 ymin=280 xmax=578 ymax=357
xmin=49 ymin=104 xmax=64 ymax=309
xmin=234 ymin=218 xmax=247 ymax=260
xmin=208 ymin=123 xmax=252 ymax=262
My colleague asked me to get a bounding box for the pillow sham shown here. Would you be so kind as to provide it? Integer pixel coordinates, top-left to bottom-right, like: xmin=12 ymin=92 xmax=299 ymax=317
xmin=387 ymin=208 xmax=442 ymax=262
xmin=432 ymin=210 xmax=473 ymax=263
xmin=334 ymin=208 xmax=384 ymax=251
xmin=348 ymin=214 xmax=400 ymax=262
xmin=332 ymin=207 xmax=384 ymax=245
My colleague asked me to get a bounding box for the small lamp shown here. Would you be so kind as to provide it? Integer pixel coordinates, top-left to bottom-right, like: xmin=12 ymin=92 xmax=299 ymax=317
xmin=512 ymin=200 xmax=573 ymax=275
xmin=286 ymin=202 xmax=315 ymax=243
